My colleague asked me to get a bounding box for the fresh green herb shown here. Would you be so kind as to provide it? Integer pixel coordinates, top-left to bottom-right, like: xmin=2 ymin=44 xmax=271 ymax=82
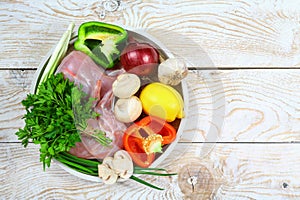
xmin=15 ymin=73 xmax=111 ymax=170
xmin=56 ymin=152 xmax=177 ymax=190
xmin=71 ymin=85 xmax=111 ymax=146
xmin=37 ymin=22 xmax=75 ymax=93
xmin=130 ymin=175 xmax=164 ymax=190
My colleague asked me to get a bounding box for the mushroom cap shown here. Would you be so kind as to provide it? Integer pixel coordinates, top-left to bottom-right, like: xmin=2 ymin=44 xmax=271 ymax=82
xmin=112 ymin=150 xmax=133 ymax=179
xmin=98 ymin=150 xmax=134 ymax=184
xmin=103 ymin=156 xmax=114 ymax=169
xmin=112 ymin=159 xmax=133 ymax=179
xmin=114 ymin=150 xmax=132 ymax=161
xmin=112 ymin=73 xmax=141 ymax=98
xmin=98 ymin=164 xmax=118 ymax=184
xmin=114 ymin=96 xmax=142 ymax=123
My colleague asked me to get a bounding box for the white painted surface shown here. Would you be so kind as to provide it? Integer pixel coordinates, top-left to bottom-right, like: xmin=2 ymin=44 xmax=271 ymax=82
xmin=1 ymin=0 xmax=300 ymax=199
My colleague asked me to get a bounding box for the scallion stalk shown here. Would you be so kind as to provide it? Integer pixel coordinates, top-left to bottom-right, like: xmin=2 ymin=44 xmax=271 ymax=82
xmin=57 ymin=152 xmax=176 ymax=190
xmin=133 ymin=170 xmax=177 ymax=176
xmin=37 ymin=22 xmax=74 ymax=93
xmin=58 ymin=152 xmax=100 ymax=167
xmin=130 ymin=175 xmax=164 ymax=191
xmin=55 ymin=156 xmax=95 ymax=174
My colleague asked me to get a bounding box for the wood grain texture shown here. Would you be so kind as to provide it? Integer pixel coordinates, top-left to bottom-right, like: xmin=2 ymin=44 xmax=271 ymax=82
xmin=0 ymin=70 xmax=34 ymax=141
xmin=2 ymin=143 xmax=300 ymax=200
xmin=1 ymin=69 xmax=299 ymax=143
xmin=2 ymin=0 xmax=300 ymax=69
xmin=2 ymin=1 xmax=300 ymax=199
xmin=182 ymin=69 xmax=300 ymax=143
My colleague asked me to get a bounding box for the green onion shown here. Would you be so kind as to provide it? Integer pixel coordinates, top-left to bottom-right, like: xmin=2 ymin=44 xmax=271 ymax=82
xmin=56 ymin=152 xmax=176 ymax=190
xmin=37 ymin=22 xmax=75 ymax=93
xmin=57 ymin=158 xmax=98 ymax=176
xmin=134 ymin=166 xmax=166 ymax=172
xmin=55 ymin=156 xmax=95 ymax=174
xmin=58 ymin=151 xmax=100 ymax=168
xmin=134 ymin=171 xmax=177 ymax=176
xmin=130 ymin=175 xmax=164 ymax=190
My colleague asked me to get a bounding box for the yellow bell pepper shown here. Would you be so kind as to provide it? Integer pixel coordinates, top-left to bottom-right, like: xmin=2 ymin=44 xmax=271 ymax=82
xmin=139 ymin=82 xmax=185 ymax=122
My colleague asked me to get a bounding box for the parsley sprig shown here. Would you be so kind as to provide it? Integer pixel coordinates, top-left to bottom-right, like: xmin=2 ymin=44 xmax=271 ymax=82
xmin=16 ymin=73 xmax=111 ymax=170
xmin=71 ymin=86 xmax=111 ymax=145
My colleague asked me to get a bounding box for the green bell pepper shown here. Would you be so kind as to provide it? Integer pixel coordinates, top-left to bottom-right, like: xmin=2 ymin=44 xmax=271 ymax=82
xmin=74 ymin=21 xmax=128 ymax=68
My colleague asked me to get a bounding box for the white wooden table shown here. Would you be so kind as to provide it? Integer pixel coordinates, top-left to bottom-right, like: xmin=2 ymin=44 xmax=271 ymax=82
xmin=1 ymin=0 xmax=300 ymax=199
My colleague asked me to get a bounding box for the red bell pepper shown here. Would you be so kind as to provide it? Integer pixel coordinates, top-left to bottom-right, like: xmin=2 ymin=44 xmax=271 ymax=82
xmin=136 ymin=116 xmax=177 ymax=145
xmin=123 ymin=116 xmax=177 ymax=168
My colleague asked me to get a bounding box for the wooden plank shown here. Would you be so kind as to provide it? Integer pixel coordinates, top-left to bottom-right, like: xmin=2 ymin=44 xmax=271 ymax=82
xmin=1 ymin=1 xmax=300 ymax=69
xmin=1 ymin=69 xmax=300 ymax=143
xmin=182 ymin=69 xmax=300 ymax=143
xmin=1 ymin=143 xmax=300 ymax=199
xmin=0 ymin=70 xmax=34 ymax=141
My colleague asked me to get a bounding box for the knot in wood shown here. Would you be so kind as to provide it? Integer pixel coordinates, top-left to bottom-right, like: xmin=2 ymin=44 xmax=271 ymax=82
xmin=178 ymin=162 xmax=215 ymax=199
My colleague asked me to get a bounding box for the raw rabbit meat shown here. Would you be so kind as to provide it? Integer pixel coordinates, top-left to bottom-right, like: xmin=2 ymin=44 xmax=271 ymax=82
xmin=56 ymin=50 xmax=115 ymax=100
xmin=56 ymin=51 xmax=126 ymax=159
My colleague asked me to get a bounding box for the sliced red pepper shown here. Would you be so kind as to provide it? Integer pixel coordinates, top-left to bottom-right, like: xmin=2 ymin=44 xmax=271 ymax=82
xmin=123 ymin=116 xmax=177 ymax=167
xmin=123 ymin=127 xmax=155 ymax=168
xmin=136 ymin=116 xmax=177 ymax=145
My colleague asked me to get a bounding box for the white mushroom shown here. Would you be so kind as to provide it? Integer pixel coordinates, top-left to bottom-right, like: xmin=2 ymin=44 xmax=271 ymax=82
xmin=98 ymin=164 xmax=118 ymax=185
xmin=112 ymin=150 xmax=134 ymax=179
xmin=112 ymin=73 xmax=141 ymax=98
xmin=114 ymin=96 xmax=142 ymax=123
xmin=158 ymin=58 xmax=188 ymax=86
xmin=112 ymin=158 xmax=133 ymax=179
xmin=98 ymin=151 xmax=134 ymax=184
xmin=102 ymin=156 xmax=114 ymax=169
xmin=114 ymin=150 xmax=132 ymax=161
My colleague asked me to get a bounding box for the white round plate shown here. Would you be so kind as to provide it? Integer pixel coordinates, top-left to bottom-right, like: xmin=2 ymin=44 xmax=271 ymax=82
xmin=32 ymin=27 xmax=189 ymax=182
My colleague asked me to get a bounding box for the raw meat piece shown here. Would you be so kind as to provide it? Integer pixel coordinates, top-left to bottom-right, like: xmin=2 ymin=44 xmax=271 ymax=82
xmin=56 ymin=50 xmax=126 ymax=159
